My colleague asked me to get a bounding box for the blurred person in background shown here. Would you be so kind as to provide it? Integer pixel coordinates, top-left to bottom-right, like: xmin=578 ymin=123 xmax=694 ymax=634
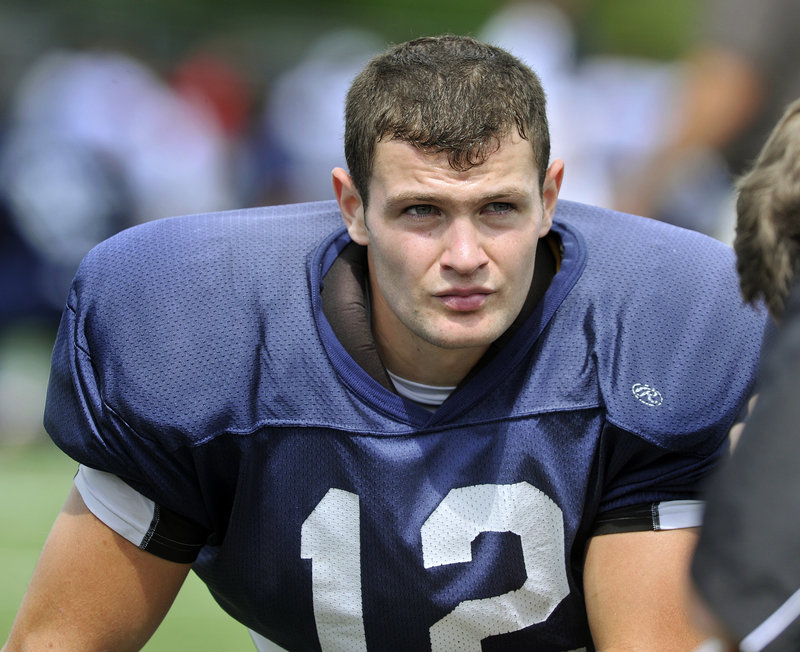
xmin=0 ymin=47 xmax=238 ymax=318
xmin=479 ymin=0 xmax=682 ymax=211
xmin=259 ymin=28 xmax=381 ymax=203
xmin=613 ymin=0 xmax=800 ymax=242
xmin=691 ymin=98 xmax=800 ymax=652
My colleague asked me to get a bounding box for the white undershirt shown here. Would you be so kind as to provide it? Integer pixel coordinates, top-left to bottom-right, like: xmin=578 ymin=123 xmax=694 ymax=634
xmin=386 ymin=370 xmax=456 ymax=410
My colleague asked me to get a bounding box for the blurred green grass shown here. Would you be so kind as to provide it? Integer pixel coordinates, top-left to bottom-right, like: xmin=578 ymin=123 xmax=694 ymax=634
xmin=0 ymin=442 xmax=254 ymax=650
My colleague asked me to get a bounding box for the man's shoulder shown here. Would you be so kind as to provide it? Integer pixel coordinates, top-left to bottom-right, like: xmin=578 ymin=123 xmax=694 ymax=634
xmin=55 ymin=201 xmax=348 ymax=451
xmin=72 ymin=201 xmax=343 ymax=317
xmin=553 ymin=200 xmax=742 ymax=308
xmin=70 ymin=199 xmax=347 ymax=317
xmin=554 ymin=199 xmax=733 ymax=258
xmin=84 ymin=200 xmax=343 ymax=267
xmin=546 ymin=200 xmax=767 ymax=448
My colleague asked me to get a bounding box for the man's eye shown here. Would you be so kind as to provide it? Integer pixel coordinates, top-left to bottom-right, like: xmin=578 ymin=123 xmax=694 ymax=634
xmin=484 ymin=202 xmax=514 ymax=214
xmin=405 ymin=205 xmax=438 ymax=217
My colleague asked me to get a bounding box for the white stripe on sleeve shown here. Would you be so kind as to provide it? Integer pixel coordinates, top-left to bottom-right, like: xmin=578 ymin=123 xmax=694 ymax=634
xmin=655 ymin=499 xmax=704 ymax=530
xmin=74 ymin=464 xmax=156 ymax=548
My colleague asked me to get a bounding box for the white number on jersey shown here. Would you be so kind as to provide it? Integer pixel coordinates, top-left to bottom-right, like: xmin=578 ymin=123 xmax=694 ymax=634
xmin=300 ymin=482 xmax=570 ymax=651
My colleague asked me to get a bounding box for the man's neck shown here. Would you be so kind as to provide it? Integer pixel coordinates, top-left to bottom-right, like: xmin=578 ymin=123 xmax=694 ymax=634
xmin=372 ymin=322 xmax=488 ymax=387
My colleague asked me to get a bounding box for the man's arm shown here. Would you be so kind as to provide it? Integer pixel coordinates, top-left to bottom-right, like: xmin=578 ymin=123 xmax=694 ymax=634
xmin=3 ymin=485 xmax=191 ymax=652
xmin=583 ymin=528 xmax=704 ymax=651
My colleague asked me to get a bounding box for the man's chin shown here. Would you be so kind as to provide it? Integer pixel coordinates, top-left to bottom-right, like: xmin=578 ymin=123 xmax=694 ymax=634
xmin=424 ymin=325 xmax=507 ymax=351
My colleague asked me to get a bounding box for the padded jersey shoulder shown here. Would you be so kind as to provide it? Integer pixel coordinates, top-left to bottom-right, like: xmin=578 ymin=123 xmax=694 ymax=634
xmin=546 ymin=200 xmax=767 ymax=454
xmin=59 ymin=201 xmax=344 ymax=449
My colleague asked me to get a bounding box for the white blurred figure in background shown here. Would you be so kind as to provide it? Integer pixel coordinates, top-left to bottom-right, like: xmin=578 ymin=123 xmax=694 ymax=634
xmin=479 ymin=0 xmax=681 ymax=214
xmin=612 ymin=0 xmax=800 ymax=243
xmin=0 ymin=48 xmax=236 ymax=306
xmin=261 ymin=28 xmax=382 ymax=203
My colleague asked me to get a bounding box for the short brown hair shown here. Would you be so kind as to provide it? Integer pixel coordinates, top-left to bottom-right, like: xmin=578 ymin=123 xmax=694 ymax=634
xmin=343 ymin=34 xmax=550 ymax=205
xmin=734 ymin=98 xmax=800 ymax=320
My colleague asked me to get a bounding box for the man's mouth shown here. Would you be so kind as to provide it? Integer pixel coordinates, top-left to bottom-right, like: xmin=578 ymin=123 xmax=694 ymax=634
xmin=435 ymin=288 xmax=493 ymax=312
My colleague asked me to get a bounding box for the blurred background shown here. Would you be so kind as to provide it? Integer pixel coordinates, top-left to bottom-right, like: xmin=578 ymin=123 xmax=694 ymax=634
xmin=2 ymin=0 xmax=793 ymax=647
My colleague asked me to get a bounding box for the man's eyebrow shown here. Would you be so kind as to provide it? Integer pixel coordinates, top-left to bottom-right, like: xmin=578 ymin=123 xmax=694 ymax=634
xmin=386 ymin=192 xmax=441 ymax=204
xmin=383 ymin=188 xmax=533 ymax=208
xmin=383 ymin=192 xmax=441 ymax=208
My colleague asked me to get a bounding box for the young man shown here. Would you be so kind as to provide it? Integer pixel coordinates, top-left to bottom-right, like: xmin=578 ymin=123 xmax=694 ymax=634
xmin=3 ymin=36 xmax=766 ymax=651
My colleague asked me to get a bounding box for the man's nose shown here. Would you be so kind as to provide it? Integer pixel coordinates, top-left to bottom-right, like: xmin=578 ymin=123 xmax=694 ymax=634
xmin=439 ymin=219 xmax=490 ymax=275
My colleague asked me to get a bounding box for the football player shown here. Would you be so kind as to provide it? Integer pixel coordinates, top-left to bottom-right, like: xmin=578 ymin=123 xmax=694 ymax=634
xmin=4 ymin=35 xmax=767 ymax=651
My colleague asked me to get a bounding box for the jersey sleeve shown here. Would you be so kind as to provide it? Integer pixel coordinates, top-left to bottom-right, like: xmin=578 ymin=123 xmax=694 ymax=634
xmin=588 ymin=417 xmax=729 ymax=524
xmin=592 ymin=499 xmax=704 ymax=535
xmin=75 ymin=465 xmax=207 ymax=562
xmin=43 ymin=204 xmax=344 ymax=563
xmin=43 ymin=223 xmax=218 ymax=542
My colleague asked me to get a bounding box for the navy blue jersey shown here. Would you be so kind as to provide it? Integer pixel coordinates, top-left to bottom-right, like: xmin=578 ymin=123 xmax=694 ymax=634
xmin=44 ymin=199 xmax=767 ymax=651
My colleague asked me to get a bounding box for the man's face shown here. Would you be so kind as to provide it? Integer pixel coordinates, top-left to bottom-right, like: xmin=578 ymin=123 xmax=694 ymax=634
xmin=334 ymin=135 xmax=562 ymax=384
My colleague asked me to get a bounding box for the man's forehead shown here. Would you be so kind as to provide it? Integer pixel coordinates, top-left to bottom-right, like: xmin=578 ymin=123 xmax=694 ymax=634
xmin=375 ymin=135 xmax=534 ymax=164
xmin=370 ymin=136 xmax=539 ymax=186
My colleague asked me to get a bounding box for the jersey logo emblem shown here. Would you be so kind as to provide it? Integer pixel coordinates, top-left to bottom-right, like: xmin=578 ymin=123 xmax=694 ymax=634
xmin=631 ymin=383 xmax=664 ymax=406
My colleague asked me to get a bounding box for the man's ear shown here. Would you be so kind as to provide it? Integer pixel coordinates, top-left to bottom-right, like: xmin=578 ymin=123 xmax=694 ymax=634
xmin=540 ymin=158 xmax=564 ymax=236
xmin=332 ymin=167 xmax=369 ymax=245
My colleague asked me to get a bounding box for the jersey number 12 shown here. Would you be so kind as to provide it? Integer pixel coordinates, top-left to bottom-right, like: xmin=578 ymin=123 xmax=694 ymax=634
xmin=300 ymin=481 xmax=570 ymax=651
